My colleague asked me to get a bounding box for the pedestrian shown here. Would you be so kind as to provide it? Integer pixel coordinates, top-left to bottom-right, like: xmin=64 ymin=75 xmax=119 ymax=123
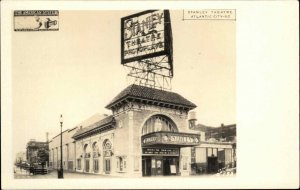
xmin=30 ymin=165 xmax=35 ymax=175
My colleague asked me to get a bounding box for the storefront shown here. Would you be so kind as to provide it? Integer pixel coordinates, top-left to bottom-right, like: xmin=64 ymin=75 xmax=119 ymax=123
xmin=142 ymin=131 xmax=199 ymax=176
xmin=142 ymin=147 xmax=180 ymax=176
xmin=191 ymin=142 xmax=235 ymax=175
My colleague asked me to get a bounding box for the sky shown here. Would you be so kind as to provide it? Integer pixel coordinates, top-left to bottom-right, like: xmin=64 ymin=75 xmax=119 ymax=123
xmin=12 ymin=10 xmax=235 ymax=156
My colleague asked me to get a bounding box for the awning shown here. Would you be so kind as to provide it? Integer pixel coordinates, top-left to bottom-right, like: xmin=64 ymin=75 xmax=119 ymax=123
xmin=141 ymin=131 xmax=201 ymax=147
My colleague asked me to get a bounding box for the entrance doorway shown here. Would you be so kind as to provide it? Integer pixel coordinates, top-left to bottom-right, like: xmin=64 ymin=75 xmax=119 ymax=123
xmin=163 ymin=157 xmax=178 ymax=175
xmin=142 ymin=156 xmax=179 ymax=176
xmin=142 ymin=157 xmax=152 ymax=176
xmin=207 ymin=157 xmax=218 ymax=173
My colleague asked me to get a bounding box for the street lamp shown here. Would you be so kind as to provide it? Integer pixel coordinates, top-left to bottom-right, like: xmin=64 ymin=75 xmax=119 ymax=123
xmin=58 ymin=114 xmax=64 ymax=178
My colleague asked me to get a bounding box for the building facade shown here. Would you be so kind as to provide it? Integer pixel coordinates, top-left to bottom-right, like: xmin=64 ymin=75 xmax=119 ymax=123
xmin=26 ymin=139 xmax=48 ymax=165
xmin=15 ymin=151 xmax=26 ymax=164
xmin=48 ymin=114 xmax=110 ymax=171
xmin=48 ymin=127 xmax=78 ymax=171
xmin=49 ymin=84 xmax=203 ymax=177
xmin=191 ymin=142 xmax=235 ymax=174
xmin=48 ymin=84 xmax=236 ymax=177
xmin=189 ymin=117 xmax=236 ymax=174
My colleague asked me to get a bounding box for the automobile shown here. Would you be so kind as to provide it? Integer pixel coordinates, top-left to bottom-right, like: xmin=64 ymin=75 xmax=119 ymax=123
xmin=215 ymin=167 xmax=236 ymax=176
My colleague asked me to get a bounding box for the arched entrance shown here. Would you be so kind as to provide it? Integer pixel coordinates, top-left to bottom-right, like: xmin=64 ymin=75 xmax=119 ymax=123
xmin=141 ymin=114 xmax=180 ymax=176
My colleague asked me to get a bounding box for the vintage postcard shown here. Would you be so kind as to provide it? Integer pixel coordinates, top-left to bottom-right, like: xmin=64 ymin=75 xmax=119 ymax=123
xmin=1 ymin=1 xmax=299 ymax=189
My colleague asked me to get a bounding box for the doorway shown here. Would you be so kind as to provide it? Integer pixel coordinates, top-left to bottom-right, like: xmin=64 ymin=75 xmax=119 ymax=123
xmin=142 ymin=156 xmax=179 ymax=176
xmin=207 ymin=157 xmax=218 ymax=173
xmin=142 ymin=157 xmax=152 ymax=176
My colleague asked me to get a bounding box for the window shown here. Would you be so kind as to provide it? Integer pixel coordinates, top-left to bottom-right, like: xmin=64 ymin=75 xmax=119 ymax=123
xmin=225 ymin=149 xmax=232 ymax=165
xmin=92 ymin=142 xmax=100 ymax=158
xmin=66 ymin=144 xmax=69 ymax=162
xmin=117 ymin=157 xmax=126 ymax=172
xmin=68 ymin=161 xmax=73 ymax=170
xmin=93 ymin=159 xmax=99 ymax=173
xmin=120 ymin=158 xmax=123 ymax=171
xmin=208 ymin=148 xmax=218 ymax=157
xmin=103 ymin=139 xmax=112 ymax=173
xmin=105 ymin=159 xmax=110 ymax=173
xmin=195 ymin=148 xmax=207 ymax=163
xmin=142 ymin=115 xmax=178 ymax=135
xmin=83 ymin=144 xmax=90 ymax=172
xmin=92 ymin=142 xmax=100 ymax=173
xmin=85 ymin=159 xmax=90 ymax=172
xmin=212 ymin=148 xmax=218 ymax=157
xmin=207 ymin=148 xmax=212 ymax=157
xmin=77 ymin=159 xmax=81 ymax=170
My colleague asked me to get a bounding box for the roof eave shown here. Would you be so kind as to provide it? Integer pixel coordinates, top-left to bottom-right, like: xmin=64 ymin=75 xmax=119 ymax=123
xmin=106 ymin=95 xmax=196 ymax=110
xmin=72 ymin=117 xmax=116 ymax=140
xmin=105 ymin=95 xmax=129 ymax=109
xmin=72 ymin=123 xmax=115 ymax=140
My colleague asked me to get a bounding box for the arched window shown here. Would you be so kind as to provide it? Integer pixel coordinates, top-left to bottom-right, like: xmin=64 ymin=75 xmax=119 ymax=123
xmin=83 ymin=144 xmax=89 ymax=156
xmin=103 ymin=139 xmax=112 ymax=174
xmin=92 ymin=142 xmax=99 ymax=173
xmin=103 ymin=140 xmax=112 ymax=151
xmin=92 ymin=142 xmax=99 ymax=157
xmin=83 ymin=144 xmax=90 ymax=172
xmin=142 ymin=115 xmax=178 ymax=135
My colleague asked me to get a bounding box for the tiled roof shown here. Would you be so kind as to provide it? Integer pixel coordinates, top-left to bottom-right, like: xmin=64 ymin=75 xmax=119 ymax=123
xmin=72 ymin=115 xmax=115 ymax=139
xmin=106 ymin=84 xmax=197 ymax=109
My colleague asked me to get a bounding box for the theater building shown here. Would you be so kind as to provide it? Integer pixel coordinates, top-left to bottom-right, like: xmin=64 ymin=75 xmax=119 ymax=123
xmin=48 ymin=84 xmax=236 ymax=177
xmin=71 ymin=84 xmax=201 ymax=177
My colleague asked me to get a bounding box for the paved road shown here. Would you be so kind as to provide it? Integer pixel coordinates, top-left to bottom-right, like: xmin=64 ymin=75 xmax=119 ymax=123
xmin=14 ymin=167 xmax=235 ymax=179
xmin=14 ymin=168 xmax=119 ymax=179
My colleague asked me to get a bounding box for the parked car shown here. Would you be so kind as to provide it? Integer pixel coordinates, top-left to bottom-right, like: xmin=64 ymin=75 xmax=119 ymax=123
xmin=215 ymin=167 xmax=236 ymax=176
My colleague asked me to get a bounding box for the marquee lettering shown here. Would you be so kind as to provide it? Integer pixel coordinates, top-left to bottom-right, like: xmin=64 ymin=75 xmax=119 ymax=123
xmin=124 ymin=12 xmax=164 ymax=40
xmin=142 ymin=132 xmax=200 ymax=146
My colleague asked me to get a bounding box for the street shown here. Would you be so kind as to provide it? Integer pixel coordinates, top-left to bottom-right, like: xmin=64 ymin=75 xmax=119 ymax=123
xmin=14 ymin=167 xmax=120 ymax=179
xmin=14 ymin=167 xmax=234 ymax=179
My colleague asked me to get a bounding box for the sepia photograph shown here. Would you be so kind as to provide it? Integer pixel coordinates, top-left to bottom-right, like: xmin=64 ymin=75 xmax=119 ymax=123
xmin=1 ymin=1 xmax=299 ymax=189
xmin=12 ymin=9 xmax=236 ymax=179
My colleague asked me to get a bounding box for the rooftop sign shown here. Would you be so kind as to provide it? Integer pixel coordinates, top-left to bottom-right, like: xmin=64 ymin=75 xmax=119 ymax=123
xmin=121 ymin=10 xmax=173 ymax=69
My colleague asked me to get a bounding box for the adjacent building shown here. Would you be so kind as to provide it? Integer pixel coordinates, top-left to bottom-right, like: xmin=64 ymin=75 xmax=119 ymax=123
xmin=188 ymin=115 xmax=236 ymax=174
xmin=26 ymin=139 xmax=48 ymax=165
xmin=15 ymin=151 xmax=26 ymax=164
xmin=194 ymin=123 xmax=236 ymax=142
xmin=48 ymin=113 xmax=108 ymax=171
